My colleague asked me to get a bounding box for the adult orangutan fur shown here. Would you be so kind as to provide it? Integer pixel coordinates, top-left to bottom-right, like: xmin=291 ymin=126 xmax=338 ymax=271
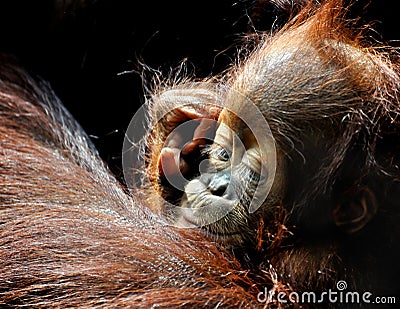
xmin=0 ymin=56 xmax=265 ymax=307
xmin=1 ymin=0 xmax=400 ymax=308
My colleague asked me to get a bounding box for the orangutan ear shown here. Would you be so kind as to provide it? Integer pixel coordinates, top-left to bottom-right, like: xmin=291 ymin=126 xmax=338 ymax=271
xmin=333 ymin=187 xmax=378 ymax=234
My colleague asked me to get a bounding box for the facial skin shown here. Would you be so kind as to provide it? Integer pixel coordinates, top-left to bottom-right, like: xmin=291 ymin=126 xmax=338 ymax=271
xmin=172 ymin=115 xmax=284 ymax=248
xmin=178 ymin=121 xmax=265 ymax=245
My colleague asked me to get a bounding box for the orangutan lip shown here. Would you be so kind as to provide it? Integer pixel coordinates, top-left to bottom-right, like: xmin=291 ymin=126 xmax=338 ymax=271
xmin=179 ymin=212 xmax=239 ymax=237
xmin=178 ymin=214 xmax=239 ymax=239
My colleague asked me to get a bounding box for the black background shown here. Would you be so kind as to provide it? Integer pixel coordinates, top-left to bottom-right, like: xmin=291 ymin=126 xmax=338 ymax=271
xmin=0 ymin=0 xmax=397 ymax=178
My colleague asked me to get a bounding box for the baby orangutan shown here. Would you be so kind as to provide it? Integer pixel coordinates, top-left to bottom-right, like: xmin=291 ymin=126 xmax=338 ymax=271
xmin=139 ymin=0 xmax=400 ymax=298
